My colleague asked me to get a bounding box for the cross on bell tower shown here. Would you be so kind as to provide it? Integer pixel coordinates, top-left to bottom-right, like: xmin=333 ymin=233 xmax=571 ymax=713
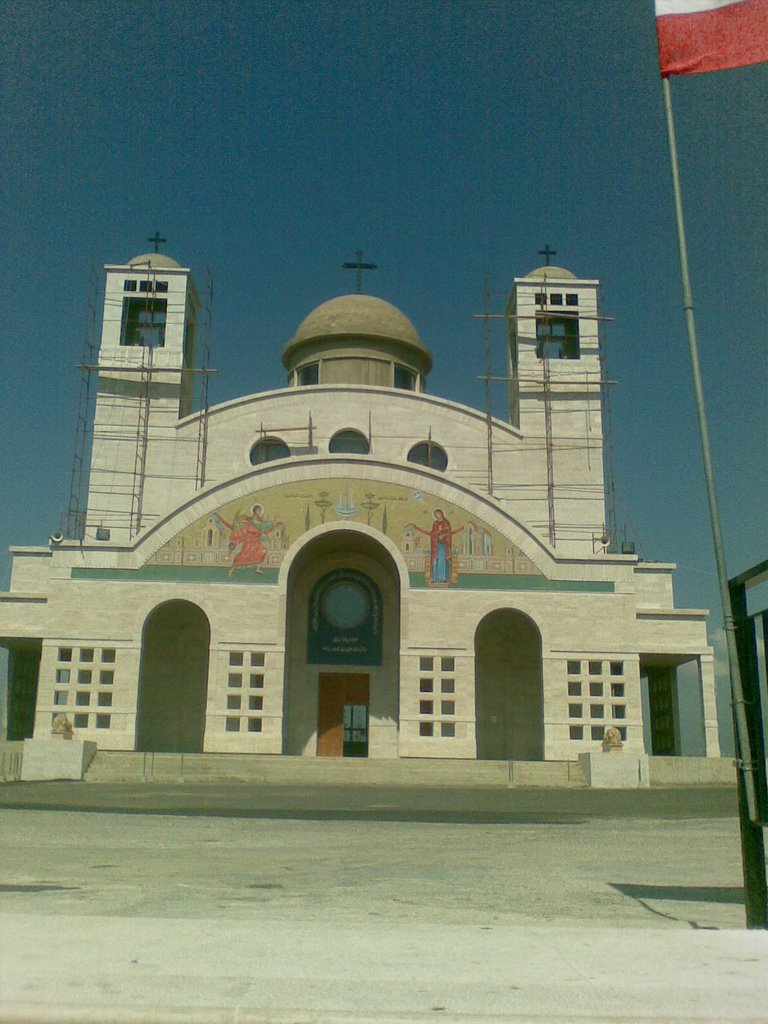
xmin=538 ymin=244 xmax=557 ymax=266
xmin=148 ymin=230 xmax=167 ymax=254
xmin=342 ymin=249 xmax=377 ymax=293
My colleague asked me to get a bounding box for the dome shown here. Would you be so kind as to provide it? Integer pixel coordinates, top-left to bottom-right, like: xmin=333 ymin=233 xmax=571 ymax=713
xmin=284 ymin=294 xmax=430 ymax=363
xmin=525 ymin=265 xmax=577 ymax=280
xmin=128 ymin=252 xmax=181 ymax=269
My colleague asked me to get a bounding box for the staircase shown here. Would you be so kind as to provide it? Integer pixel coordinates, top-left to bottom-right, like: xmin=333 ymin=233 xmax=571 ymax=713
xmin=84 ymin=751 xmax=587 ymax=788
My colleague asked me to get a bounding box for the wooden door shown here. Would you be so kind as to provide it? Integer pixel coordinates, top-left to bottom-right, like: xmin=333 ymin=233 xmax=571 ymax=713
xmin=317 ymin=673 xmax=369 ymax=756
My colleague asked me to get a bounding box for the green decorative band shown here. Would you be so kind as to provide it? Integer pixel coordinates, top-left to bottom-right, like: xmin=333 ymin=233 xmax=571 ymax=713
xmin=71 ymin=565 xmax=614 ymax=593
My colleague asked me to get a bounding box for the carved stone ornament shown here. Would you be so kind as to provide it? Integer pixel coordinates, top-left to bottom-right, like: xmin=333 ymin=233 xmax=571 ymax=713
xmin=51 ymin=714 xmax=74 ymax=740
xmin=602 ymin=725 xmax=623 ymax=752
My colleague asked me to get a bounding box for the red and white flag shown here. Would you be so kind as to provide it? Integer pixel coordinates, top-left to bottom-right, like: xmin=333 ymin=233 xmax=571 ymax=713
xmin=655 ymin=0 xmax=768 ymax=76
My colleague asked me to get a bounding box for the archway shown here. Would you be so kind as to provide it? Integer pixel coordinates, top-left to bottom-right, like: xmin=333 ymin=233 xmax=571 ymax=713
xmin=282 ymin=529 xmax=401 ymax=758
xmin=136 ymin=600 xmax=210 ymax=753
xmin=474 ymin=608 xmax=543 ymax=760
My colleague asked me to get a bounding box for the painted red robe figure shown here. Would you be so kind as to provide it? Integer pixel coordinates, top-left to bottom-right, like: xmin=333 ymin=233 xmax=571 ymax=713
xmin=412 ymin=508 xmax=463 ymax=585
xmin=215 ymin=504 xmax=274 ymax=576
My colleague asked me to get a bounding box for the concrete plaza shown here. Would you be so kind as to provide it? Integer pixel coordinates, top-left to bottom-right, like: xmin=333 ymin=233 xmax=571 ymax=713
xmin=1 ymin=783 xmax=767 ymax=1022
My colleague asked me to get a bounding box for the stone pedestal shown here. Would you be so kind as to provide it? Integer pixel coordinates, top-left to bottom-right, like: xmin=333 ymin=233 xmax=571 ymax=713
xmin=20 ymin=739 xmax=97 ymax=781
xmin=578 ymin=751 xmax=650 ymax=789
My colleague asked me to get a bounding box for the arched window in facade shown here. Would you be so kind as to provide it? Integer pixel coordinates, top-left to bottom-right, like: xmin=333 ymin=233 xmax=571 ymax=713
xmin=329 ymin=429 xmax=370 ymax=455
xmin=249 ymin=437 xmax=290 ymax=465
xmin=407 ymin=440 xmax=448 ymax=471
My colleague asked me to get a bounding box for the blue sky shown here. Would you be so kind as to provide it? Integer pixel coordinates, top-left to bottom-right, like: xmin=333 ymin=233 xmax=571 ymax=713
xmin=1 ymin=0 xmax=766 ymax=745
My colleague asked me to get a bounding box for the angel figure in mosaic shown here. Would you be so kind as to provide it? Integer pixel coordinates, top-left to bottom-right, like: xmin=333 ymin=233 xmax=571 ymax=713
xmin=214 ymin=503 xmax=275 ymax=576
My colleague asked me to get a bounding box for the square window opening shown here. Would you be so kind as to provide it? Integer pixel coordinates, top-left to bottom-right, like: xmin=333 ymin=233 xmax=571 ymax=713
xmin=248 ymin=718 xmax=262 ymax=732
xmin=225 ymin=717 xmax=241 ymax=732
xmin=440 ymin=700 xmax=455 ymax=715
xmin=58 ymin=648 xmax=73 ymax=662
xmin=97 ymin=692 xmax=113 ymax=707
xmin=568 ymin=703 xmax=583 ymax=719
xmin=74 ymin=713 xmax=89 ymax=728
xmin=76 ymin=691 xmax=91 ymax=706
xmin=589 ymin=661 xmax=602 ymax=675
xmin=55 ymin=669 xmax=70 ymax=685
xmin=419 ymin=678 xmax=434 ymax=693
xmin=440 ymin=657 xmax=455 ymax=672
xmin=394 ymin=365 xmax=416 ymax=390
xmin=419 ymin=700 xmax=433 ymax=715
xmin=591 ymin=726 xmax=604 ymax=740
xmin=611 ymin=683 xmax=625 ymax=698
xmin=441 ymin=722 xmax=455 ymax=738
xmin=96 ymin=714 xmax=111 ymax=729
xmin=54 ymin=691 xmax=68 ymax=706
xmin=121 ymin=296 xmax=167 ymax=348
xmin=612 ymin=705 xmax=626 ymax=720
xmin=567 ymin=660 xmax=581 ymax=675
xmin=610 ymin=661 xmax=624 ymax=676
xmin=590 ymin=704 xmax=605 ymax=719
xmin=251 ymin=652 xmax=265 ymax=667
xmin=249 ymin=695 xmax=263 ymax=711
xmin=229 ymin=652 xmax=244 ymax=666
xmin=441 ymin=679 xmax=455 ymax=694
xmin=569 ymin=725 xmax=584 ymax=740
xmin=297 ymin=363 xmax=319 ymax=386
xmin=77 ymin=670 xmax=92 ymax=685
xmin=589 ymin=683 xmax=604 ymax=697
xmin=567 ymin=681 xmax=581 ymax=696
xmin=419 ymin=656 xmax=434 ymax=671
xmin=102 ymin=648 xmax=116 ymax=663
xmin=228 ymin=673 xmax=243 ymax=688
xmin=80 ymin=648 xmax=94 ymax=662
xmin=419 ymin=722 xmax=434 ymax=737
xmin=227 ymin=695 xmax=242 ymax=710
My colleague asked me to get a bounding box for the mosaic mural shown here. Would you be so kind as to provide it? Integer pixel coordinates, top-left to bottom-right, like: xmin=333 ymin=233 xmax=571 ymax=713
xmin=146 ymin=478 xmax=543 ymax=587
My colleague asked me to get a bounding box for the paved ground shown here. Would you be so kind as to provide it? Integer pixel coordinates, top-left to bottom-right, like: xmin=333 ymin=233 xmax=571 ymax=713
xmin=1 ymin=784 xmax=766 ymax=1022
xmin=0 ymin=779 xmax=742 ymax=820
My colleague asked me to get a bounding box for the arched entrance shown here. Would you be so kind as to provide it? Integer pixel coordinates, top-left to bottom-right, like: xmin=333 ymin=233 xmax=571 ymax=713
xmin=474 ymin=609 xmax=543 ymax=760
xmin=283 ymin=530 xmax=401 ymax=758
xmin=136 ymin=600 xmax=210 ymax=753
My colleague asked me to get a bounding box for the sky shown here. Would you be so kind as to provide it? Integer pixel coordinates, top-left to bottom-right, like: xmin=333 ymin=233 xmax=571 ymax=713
xmin=1 ymin=0 xmax=766 ymax=747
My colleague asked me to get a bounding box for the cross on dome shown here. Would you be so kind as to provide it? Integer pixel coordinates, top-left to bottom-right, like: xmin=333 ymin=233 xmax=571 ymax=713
xmin=342 ymin=249 xmax=377 ymax=293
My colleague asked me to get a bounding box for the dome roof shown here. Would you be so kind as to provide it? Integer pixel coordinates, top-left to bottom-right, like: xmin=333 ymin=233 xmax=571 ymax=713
xmin=128 ymin=252 xmax=181 ymax=269
xmin=525 ymin=265 xmax=577 ymax=280
xmin=283 ymin=294 xmax=431 ymax=367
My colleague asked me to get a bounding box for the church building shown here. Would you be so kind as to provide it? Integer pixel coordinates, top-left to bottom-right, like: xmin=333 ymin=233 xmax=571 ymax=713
xmin=1 ymin=249 xmax=721 ymax=762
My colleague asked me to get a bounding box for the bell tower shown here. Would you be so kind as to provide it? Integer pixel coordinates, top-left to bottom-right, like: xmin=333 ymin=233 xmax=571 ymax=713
xmin=86 ymin=249 xmax=199 ymax=542
xmin=505 ymin=263 xmax=606 ymax=549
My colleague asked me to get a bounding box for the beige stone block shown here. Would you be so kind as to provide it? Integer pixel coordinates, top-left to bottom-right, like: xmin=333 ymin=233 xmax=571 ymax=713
xmin=21 ymin=738 xmax=97 ymax=781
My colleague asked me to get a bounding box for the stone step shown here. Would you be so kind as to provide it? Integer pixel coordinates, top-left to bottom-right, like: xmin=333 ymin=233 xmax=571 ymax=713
xmin=83 ymin=751 xmax=586 ymax=788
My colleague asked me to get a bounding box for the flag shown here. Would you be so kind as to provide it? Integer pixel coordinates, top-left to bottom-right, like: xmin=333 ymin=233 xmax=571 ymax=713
xmin=655 ymin=0 xmax=768 ymax=76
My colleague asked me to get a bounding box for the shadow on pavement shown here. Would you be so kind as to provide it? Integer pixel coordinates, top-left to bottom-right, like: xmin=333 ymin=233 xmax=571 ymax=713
xmin=611 ymin=883 xmax=745 ymax=904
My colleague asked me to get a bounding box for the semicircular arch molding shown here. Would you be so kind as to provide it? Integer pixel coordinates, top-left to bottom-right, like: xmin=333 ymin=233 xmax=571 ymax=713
xmin=124 ymin=461 xmax=563 ymax=587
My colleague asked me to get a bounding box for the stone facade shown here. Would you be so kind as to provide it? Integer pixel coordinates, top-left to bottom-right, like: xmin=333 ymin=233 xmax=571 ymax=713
xmin=0 ymin=253 xmax=720 ymax=761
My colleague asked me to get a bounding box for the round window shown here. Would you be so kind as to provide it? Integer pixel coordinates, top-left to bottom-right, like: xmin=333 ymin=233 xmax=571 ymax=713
xmin=323 ymin=582 xmax=369 ymax=628
xmin=407 ymin=441 xmax=448 ymax=471
xmin=329 ymin=429 xmax=370 ymax=455
xmin=250 ymin=437 xmax=290 ymax=465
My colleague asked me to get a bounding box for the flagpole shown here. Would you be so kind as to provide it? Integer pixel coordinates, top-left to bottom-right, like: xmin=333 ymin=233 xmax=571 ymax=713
xmin=661 ymin=76 xmax=759 ymax=823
